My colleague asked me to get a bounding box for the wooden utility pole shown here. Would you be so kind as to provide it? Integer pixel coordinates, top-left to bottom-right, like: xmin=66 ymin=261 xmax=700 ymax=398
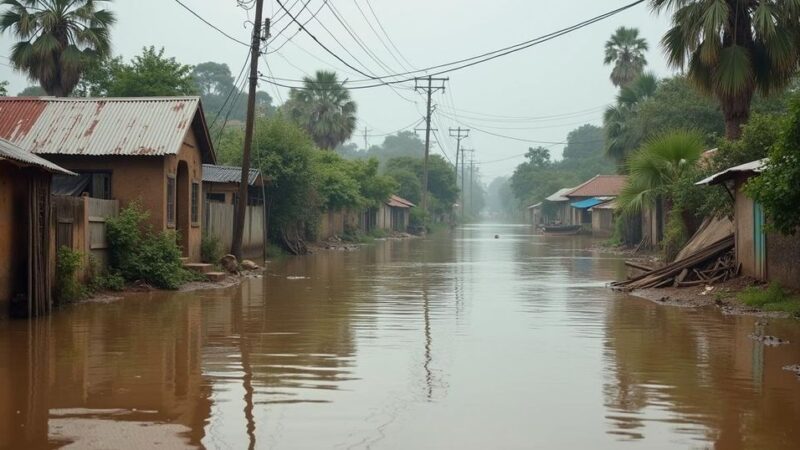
xmin=231 ymin=1 xmax=267 ymax=260
xmin=449 ymin=127 xmax=469 ymax=218
xmin=414 ymin=76 xmax=447 ymax=213
xmin=461 ymin=149 xmax=473 ymax=220
xmin=363 ymin=126 xmax=370 ymax=151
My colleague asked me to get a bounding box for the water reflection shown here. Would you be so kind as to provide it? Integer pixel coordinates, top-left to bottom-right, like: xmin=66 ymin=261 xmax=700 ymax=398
xmin=0 ymin=224 xmax=799 ymax=449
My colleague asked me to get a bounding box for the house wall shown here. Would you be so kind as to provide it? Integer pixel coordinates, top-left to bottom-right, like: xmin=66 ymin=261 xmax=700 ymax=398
xmin=592 ymin=209 xmax=614 ymax=238
xmin=734 ymin=178 xmax=758 ymax=278
xmin=164 ymin=131 xmax=205 ymax=262
xmin=766 ymin=233 xmax=800 ymax=289
xmin=0 ymin=162 xmax=28 ymax=308
xmin=204 ymin=181 xmax=238 ymax=204
xmin=376 ymin=203 xmax=391 ymax=230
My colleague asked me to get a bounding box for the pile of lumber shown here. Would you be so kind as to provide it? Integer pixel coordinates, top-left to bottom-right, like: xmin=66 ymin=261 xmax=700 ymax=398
xmin=611 ymin=235 xmax=735 ymax=291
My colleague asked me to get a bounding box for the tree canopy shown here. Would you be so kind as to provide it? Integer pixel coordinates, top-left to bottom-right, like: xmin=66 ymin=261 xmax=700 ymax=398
xmin=604 ymin=26 xmax=648 ymax=87
xmin=284 ymin=70 xmax=357 ymax=150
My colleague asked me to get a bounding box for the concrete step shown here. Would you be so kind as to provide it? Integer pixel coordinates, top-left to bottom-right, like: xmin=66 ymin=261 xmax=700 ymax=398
xmin=184 ymin=263 xmax=213 ymax=274
xmin=206 ymin=271 xmax=227 ymax=282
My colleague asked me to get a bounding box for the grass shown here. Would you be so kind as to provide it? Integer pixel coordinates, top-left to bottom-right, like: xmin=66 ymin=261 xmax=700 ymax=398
xmin=738 ymin=283 xmax=800 ymax=317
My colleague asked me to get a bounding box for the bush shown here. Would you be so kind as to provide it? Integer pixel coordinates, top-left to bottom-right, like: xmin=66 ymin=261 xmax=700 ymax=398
xmin=106 ymin=202 xmax=194 ymax=289
xmin=201 ymin=232 xmax=223 ymax=264
xmin=91 ymin=271 xmax=126 ymax=291
xmin=55 ymin=246 xmax=87 ymax=304
xmin=738 ymin=283 xmax=800 ymax=316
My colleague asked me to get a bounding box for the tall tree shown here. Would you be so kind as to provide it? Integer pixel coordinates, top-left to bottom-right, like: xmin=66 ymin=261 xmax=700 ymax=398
xmin=0 ymin=0 xmax=116 ymax=97
xmin=0 ymin=80 xmax=7 ymax=96
xmin=651 ymin=0 xmax=800 ymax=139
xmin=107 ymin=46 xmax=195 ymax=97
xmin=604 ymin=73 xmax=658 ymax=167
xmin=604 ymin=26 xmax=648 ymax=88
xmin=284 ymin=70 xmax=357 ymax=150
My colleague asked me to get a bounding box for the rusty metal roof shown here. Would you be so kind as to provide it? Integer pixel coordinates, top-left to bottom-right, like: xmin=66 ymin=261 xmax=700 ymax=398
xmin=566 ymin=175 xmax=627 ymax=198
xmin=202 ymin=164 xmax=263 ymax=186
xmin=0 ymin=97 xmax=216 ymax=162
xmin=386 ymin=195 xmax=415 ymax=208
xmin=0 ymin=138 xmax=76 ymax=175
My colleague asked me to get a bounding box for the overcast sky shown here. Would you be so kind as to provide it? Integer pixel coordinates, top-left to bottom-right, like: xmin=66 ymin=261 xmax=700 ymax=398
xmin=0 ymin=0 xmax=676 ymax=181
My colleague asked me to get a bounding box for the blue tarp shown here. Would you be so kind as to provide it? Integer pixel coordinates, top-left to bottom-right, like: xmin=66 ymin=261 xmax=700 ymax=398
xmin=570 ymin=197 xmax=605 ymax=209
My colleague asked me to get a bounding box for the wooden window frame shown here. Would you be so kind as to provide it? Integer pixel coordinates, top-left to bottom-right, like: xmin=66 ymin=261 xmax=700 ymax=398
xmin=167 ymin=174 xmax=176 ymax=227
xmin=191 ymin=181 xmax=200 ymax=227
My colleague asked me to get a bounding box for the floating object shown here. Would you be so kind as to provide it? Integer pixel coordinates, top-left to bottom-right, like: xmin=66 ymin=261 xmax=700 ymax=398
xmin=494 ymin=235 xmax=499 ymax=239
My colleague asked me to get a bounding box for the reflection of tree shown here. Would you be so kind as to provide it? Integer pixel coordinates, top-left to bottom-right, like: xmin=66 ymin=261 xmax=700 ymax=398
xmin=604 ymin=297 xmax=800 ymax=448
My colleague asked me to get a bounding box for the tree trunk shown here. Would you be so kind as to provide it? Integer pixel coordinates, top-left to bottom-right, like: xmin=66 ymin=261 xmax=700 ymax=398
xmin=721 ymin=92 xmax=752 ymax=140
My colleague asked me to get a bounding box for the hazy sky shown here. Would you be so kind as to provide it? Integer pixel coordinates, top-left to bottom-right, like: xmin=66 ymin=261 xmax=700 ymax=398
xmin=0 ymin=0 xmax=676 ymax=181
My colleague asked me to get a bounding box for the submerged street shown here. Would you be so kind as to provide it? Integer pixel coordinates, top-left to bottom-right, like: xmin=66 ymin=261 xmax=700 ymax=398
xmin=2 ymin=224 xmax=800 ymax=449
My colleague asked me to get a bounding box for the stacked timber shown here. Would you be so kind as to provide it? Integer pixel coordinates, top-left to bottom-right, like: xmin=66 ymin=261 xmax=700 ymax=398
xmin=611 ymin=235 xmax=734 ymax=291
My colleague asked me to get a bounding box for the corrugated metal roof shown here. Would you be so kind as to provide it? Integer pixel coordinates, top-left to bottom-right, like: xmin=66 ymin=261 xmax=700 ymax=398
xmin=386 ymin=195 xmax=415 ymax=208
xmin=571 ymin=197 xmax=607 ymax=209
xmin=0 ymin=97 xmax=215 ymax=162
xmin=0 ymin=138 xmax=76 ymax=175
xmin=591 ymin=200 xmax=618 ymax=210
xmin=695 ymin=159 xmax=766 ymax=185
xmin=527 ymin=202 xmax=542 ymax=209
xmin=567 ymin=175 xmax=627 ymax=198
xmin=545 ymin=187 xmax=575 ymax=202
xmin=202 ymin=164 xmax=262 ymax=186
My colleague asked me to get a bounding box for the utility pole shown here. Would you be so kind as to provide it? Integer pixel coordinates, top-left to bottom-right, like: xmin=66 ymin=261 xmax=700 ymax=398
xmin=231 ymin=1 xmax=267 ymax=260
xmin=363 ymin=126 xmax=370 ymax=151
xmin=415 ymin=76 xmax=448 ymax=213
xmin=469 ymin=152 xmax=476 ymax=218
xmin=461 ymin=149 xmax=473 ymax=220
xmin=449 ymin=127 xmax=469 ymax=218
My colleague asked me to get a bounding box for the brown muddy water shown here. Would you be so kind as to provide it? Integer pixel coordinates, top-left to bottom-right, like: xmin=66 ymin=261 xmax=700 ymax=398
xmin=2 ymin=224 xmax=800 ymax=449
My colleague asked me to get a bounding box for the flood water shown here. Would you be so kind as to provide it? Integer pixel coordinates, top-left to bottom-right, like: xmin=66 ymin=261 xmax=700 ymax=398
xmin=2 ymin=223 xmax=800 ymax=449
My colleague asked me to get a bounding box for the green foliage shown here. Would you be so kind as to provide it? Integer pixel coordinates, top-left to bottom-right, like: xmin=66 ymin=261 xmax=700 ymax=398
xmin=283 ymin=70 xmax=357 ymax=150
xmin=90 ymin=271 xmax=125 ymax=292
xmin=313 ymin=151 xmax=364 ymax=209
xmin=108 ymin=46 xmax=196 ymax=97
xmin=0 ymin=0 xmax=116 ymax=96
xmin=192 ymin=61 xmax=274 ymax=125
xmin=662 ymin=209 xmax=689 ymax=262
xmin=214 ymin=125 xmax=245 ymax=166
xmin=201 ymin=232 xmax=223 ymax=265
xmin=106 ymin=203 xmax=193 ymax=289
xmin=486 ymin=176 xmax=519 ymax=220
xmin=55 ymin=246 xmax=87 ymax=304
xmin=604 ymin=26 xmax=648 ymax=87
xmin=747 ymin=98 xmax=800 ymax=235
xmin=18 ymin=85 xmax=46 ymax=96
xmin=0 ymin=80 xmax=7 ymax=96
xmin=738 ymin=283 xmax=800 ymax=316
xmin=384 ymin=155 xmax=458 ymax=217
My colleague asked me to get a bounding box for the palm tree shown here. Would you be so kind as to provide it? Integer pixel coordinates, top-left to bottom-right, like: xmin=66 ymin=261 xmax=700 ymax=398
xmin=284 ymin=70 xmax=357 ymax=150
xmin=617 ymin=129 xmax=704 ymax=218
xmin=604 ymin=73 xmax=658 ymax=167
xmin=0 ymin=0 xmax=116 ymax=97
xmin=604 ymin=27 xmax=649 ymax=88
xmin=651 ymin=0 xmax=800 ymax=139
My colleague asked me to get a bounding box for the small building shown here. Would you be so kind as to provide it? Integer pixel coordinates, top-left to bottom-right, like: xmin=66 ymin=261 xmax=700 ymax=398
xmin=566 ymin=175 xmax=627 ymax=229
xmin=0 ymin=97 xmax=217 ymax=262
xmin=361 ymin=195 xmax=415 ymax=234
xmin=1 ymin=138 xmax=75 ymax=316
xmin=527 ymin=202 xmax=543 ymax=228
xmin=543 ymin=187 xmax=575 ymax=225
xmin=697 ymin=159 xmax=800 ymax=289
xmin=201 ymin=164 xmax=267 ymax=259
xmin=589 ymin=200 xmax=617 ymax=238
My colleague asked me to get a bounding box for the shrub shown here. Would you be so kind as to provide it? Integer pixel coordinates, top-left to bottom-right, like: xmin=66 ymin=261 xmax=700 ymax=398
xmin=201 ymin=232 xmax=223 ymax=264
xmin=90 ymin=270 xmax=126 ymax=291
xmin=106 ymin=202 xmax=194 ymax=289
xmin=55 ymin=246 xmax=87 ymax=304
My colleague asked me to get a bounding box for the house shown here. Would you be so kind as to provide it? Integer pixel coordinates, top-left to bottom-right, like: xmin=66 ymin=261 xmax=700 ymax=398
xmin=1 ymin=138 xmax=75 ymax=316
xmin=697 ymin=159 xmax=800 ymax=289
xmin=527 ymin=202 xmax=543 ymax=228
xmin=360 ymin=195 xmax=415 ymax=234
xmin=543 ymin=187 xmax=576 ymax=225
xmin=202 ymin=164 xmax=267 ymax=259
xmin=0 ymin=97 xmax=216 ymax=262
xmin=565 ymin=175 xmax=627 ymax=230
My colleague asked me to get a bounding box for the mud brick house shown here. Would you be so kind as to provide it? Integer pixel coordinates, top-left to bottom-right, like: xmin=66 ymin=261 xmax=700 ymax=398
xmin=697 ymin=159 xmax=800 ymax=289
xmin=0 ymin=97 xmax=216 ymax=262
xmin=1 ymin=138 xmax=75 ymax=316
xmin=565 ymin=175 xmax=627 ymax=230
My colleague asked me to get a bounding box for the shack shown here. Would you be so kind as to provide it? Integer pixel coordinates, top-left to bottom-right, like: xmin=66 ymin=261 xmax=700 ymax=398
xmin=543 ymin=187 xmax=575 ymax=225
xmin=360 ymin=195 xmax=415 ymax=234
xmin=202 ymin=164 xmax=266 ymax=259
xmin=0 ymin=97 xmax=217 ymax=262
xmin=565 ymin=175 xmax=626 ymax=229
xmin=527 ymin=202 xmax=543 ymax=228
xmin=0 ymin=138 xmax=75 ymax=316
xmin=697 ymin=159 xmax=800 ymax=288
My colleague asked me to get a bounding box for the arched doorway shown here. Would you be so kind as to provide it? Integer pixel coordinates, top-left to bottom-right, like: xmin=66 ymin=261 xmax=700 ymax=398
xmin=176 ymin=161 xmax=190 ymax=256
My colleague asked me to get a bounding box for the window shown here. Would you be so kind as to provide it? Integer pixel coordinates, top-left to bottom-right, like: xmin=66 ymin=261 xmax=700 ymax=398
xmin=206 ymin=192 xmax=225 ymax=203
xmin=167 ymin=175 xmax=176 ymax=226
xmin=91 ymin=172 xmax=112 ymax=199
xmin=191 ymin=182 xmax=200 ymax=226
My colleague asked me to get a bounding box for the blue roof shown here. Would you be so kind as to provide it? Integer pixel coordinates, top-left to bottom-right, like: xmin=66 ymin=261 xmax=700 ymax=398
xmin=571 ymin=197 xmax=605 ymax=209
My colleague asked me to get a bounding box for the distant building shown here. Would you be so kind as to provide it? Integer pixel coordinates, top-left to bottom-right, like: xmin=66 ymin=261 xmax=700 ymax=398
xmin=697 ymin=159 xmax=800 ymax=288
xmin=527 ymin=202 xmax=543 ymax=228
xmin=543 ymin=187 xmax=576 ymax=225
xmin=565 ymin=175 xmax=627 ymax=233
xmin=0 ymin=97 xmax=217 ymax=262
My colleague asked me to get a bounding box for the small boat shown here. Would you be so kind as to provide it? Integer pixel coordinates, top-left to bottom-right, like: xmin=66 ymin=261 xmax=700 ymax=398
xmin=541 ymin=224 xmax=583 ymax=235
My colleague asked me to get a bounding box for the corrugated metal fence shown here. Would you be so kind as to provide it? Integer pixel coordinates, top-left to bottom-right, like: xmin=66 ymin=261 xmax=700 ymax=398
xmin=204 ymin=202 xmax=265 ymax=259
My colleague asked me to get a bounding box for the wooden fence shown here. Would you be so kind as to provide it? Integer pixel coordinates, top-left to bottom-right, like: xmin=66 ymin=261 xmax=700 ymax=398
xmin=52 ymin=195 xmax=119 ymax=279
xmin=204 ymin=201 xmax=265 ymax=259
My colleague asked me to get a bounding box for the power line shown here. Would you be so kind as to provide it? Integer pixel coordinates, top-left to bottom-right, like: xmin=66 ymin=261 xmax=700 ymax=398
xmin=171 ymin=0 xmax=250 ymax=47
xmin=363 ymin=0 xmax=416 ymax=70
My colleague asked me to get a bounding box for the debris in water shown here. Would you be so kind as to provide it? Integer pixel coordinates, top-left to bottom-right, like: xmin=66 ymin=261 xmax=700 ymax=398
xmin=749 ymin=334 xmax=790 ymax=346
xmin=494 ymin=235 xmax=499 ymax=239
xmin=783 ymin=364 xmax=800 ymax=376
xmin=286 ymin=276 xmax=308 ymax=280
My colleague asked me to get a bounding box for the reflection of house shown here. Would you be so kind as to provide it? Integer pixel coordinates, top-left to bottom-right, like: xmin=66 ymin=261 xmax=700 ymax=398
xmin=697 ymin=159 xmax=800 ymax=288
xmin=201 ymin=164 xmax=266 ymax=258
xmin=0 ymin=97 xmax=217 ymax=262
xmin=543 ymin=187 xmax=575 ymax=224
xmin=565 ymin=175 xmax=626 ymax=230
xmin=0 ymin=138 xmax=74 ymax=316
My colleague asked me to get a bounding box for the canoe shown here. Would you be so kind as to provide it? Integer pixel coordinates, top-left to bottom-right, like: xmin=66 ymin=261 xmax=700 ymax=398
xmin=542 ymin=224 xmax=583 ymax=235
